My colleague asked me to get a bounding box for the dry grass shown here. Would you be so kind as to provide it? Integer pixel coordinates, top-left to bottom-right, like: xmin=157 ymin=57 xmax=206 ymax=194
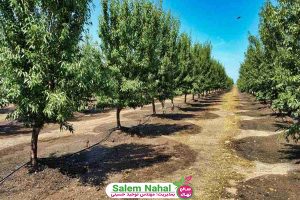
xmin=0 ymin=113 xmax=7 ymax=122
xmin=200 ymin=87 xmax=253 ymax=200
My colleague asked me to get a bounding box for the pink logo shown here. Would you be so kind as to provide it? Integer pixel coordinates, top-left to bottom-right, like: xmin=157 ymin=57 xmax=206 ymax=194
xmin=177 ymin=185 xmax=193 ymax=199
xmin=173 ymin=176 xmax=193 ymax=199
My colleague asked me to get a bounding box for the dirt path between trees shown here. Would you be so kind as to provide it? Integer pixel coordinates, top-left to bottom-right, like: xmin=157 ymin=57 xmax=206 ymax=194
xmin=0 ymin=87 xmax=299 ymax=200
xmin=160 ymin=86 xmax=252 ymax=199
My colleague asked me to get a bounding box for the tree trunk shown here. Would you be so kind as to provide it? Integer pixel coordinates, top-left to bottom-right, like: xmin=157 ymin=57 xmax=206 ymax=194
xmin=152 ymin=99 xmax=156 ymax=115
xmin=161 ymin=100 xmax=165 ymax=114
xmin=192 ymin=94 xmax=195 ymax=100
xmin=116 ymin=107 xmax=122 ymax=129
xmin=198 ymin=94 xmax=200 ymax=99
xmin=184 ymin=94 xmax=187 ymax=103
xmin=31 ymin=127 xmax=41 ymax=169
xmin=171 ymin=98 xmax=175 ymax=111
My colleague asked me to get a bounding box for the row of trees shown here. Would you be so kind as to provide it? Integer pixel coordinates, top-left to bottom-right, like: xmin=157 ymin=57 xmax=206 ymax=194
xmin=238 ymin=0 xmax=300 ymax=142
xmin=93 ymin=0 xmax=233 ymax=128
xmin=0 ymin=0 xmax=232 ymax=168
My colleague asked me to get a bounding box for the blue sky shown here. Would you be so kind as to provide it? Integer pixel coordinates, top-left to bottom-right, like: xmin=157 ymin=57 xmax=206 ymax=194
xmin=87 ymin=0 xmax=266 ymax=82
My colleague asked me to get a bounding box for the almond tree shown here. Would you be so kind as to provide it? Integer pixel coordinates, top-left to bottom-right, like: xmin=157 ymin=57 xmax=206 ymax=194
xmin=0 ymin=0 xmax=91 ymax=168
xmin=151 ymin=12 xmax=180 ymax=113
xmin=99 ymin=0 xmax=147 ymax=129
xmin=237 ymin=35 xmax=270 ymax=99
xmin=139 ymin=1 xmax=164 ymax=114
xmin=190 ymin=42 xmax=211 ymax=97
xmin=177 ymin=33 xmax=193 ymax=103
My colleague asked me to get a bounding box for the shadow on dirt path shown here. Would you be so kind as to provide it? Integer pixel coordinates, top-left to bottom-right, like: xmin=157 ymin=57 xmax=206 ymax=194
xmin=232 ymin=92 xmax=300 ymax=200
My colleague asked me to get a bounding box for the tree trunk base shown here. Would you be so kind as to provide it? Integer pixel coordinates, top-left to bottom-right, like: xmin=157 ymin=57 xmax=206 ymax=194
xmin=30 ymin=127 xmax=41 ymax=171
xmin=152 ymin=99 xmax=156 ymax=115
xmin=171 ymin=98 xmax=175 ymax=111
xmin=116 ymin=107 xmax=122 ymax=130
xmin=161 ymin=101 xmax=165 ymax=114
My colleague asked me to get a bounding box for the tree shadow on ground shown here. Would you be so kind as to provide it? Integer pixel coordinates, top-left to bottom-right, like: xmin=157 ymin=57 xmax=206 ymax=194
xmin=0 ymin=122 xmax=31 ymax=136
xmin=178 ymin=106 xmax=206 ymax=112
xmin=153 ymin=113 xmax=196 ymax=120
xmin=187 ymin=102 xmax=215 ymax=107
xmin=240 ymin=118 xmax=289 ymax=132
xmin=178 ymin=106 xmax=219 ymax=112
xmin=279 ymin=144 xmax=300 ymax=162
xmin=80 ymin=107 xmax=109 ymax=114
xmin=0 ymin=107 xmax=14 ymax=114
xmin=198 ymin=99 xmax=222 ymax=103
xmin=232 ymin=134 xmax=300 ymax=164
xmin=121 ymin=123 xmax=197 ymax=137
xmin=179 ymin=95 xmax=222 ymax=112
xmin=39 ymin=143 xmax=171 ymax=186
xmin=235 ymin=104 xmax=268 ymax=111
xmin=236 ymin=111 xmax=271 ymax=117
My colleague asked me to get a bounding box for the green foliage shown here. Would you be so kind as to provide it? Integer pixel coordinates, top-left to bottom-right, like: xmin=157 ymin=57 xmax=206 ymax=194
xmin=98 ymin=0 xmax=232 ymax=126
xmin=173 ymin=177 xmax=185 ymax=188
xmin=77 ymin=37 xmax=113 ymax=109
xmin=237 ymin=35 xmax=274 ymax=101
xmin=99 ymin=0 xmax=148 ymax=110
xmin=238 ymin=0 xmax=300 ymax=142
xmin=154 ymin=12 xmax=181 ymax=102
xmin=190 ymin=42 xmax=233 ymax=94
xmin=0 ymin=0 xmax=233 ymax=129
xmin=99 ymin=0 xmax=232 ymax=117
xmin=0 ymin=0 xmax=91 ymax=129
xmin=0 ymin=0 xmax=233 ymax=166
xmin=177 ymin=33 xmax=193 ymax=95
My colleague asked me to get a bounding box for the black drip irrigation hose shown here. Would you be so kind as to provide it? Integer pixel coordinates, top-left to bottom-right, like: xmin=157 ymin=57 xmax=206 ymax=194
xmin=0 ymin=112 xmax=156 ymax=186
xmin=0 ymin=161 xmax=30 ymax=185
xmin=0 ymin=127 xmax=117 ymax=186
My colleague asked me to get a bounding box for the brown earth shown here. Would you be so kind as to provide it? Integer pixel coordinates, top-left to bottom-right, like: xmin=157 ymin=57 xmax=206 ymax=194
xmin=233 ymin=92 xmax=300 ymax=200
xmin=0 ymin=93 xmax=208 ymax=200
xmin=232 ymin=134 xmax=300 ymax=164
xmin=236 ymin=171 xmax=300 ymax=200
xmin=0 ymin=89 xmax=299 ymax=200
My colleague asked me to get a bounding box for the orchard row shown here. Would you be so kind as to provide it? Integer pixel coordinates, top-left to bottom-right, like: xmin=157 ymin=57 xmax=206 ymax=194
xmin=238 ymin=0 xmax=300 ymax=142
xmin=0 ymin=0 xmax=232 ymax=167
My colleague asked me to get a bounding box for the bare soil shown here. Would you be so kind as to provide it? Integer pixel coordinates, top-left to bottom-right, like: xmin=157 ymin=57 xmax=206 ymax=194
xmin=232 ymin=134 xmax=300 ymax=164
xmin=236 ymin=171 xmax=300 ymax=200
xmin=0 ymin=94 xmax=205 ymax=200
xmin=0 ymin=90 xmax=299 ymax=200
xmin=233 ymin=93 xmax=300 ymax=200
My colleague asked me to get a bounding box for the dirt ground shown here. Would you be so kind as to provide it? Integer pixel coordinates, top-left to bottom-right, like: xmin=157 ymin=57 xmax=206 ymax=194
xmin=232 ymin=134 xmax=300 ymax=164
xmin=236 ymin=171 xmax=300 ymax=200
xmin=0 ymin=87 xmax=299 ymax=200
xmin=233 ymin=92 xmax=300 ymax=200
